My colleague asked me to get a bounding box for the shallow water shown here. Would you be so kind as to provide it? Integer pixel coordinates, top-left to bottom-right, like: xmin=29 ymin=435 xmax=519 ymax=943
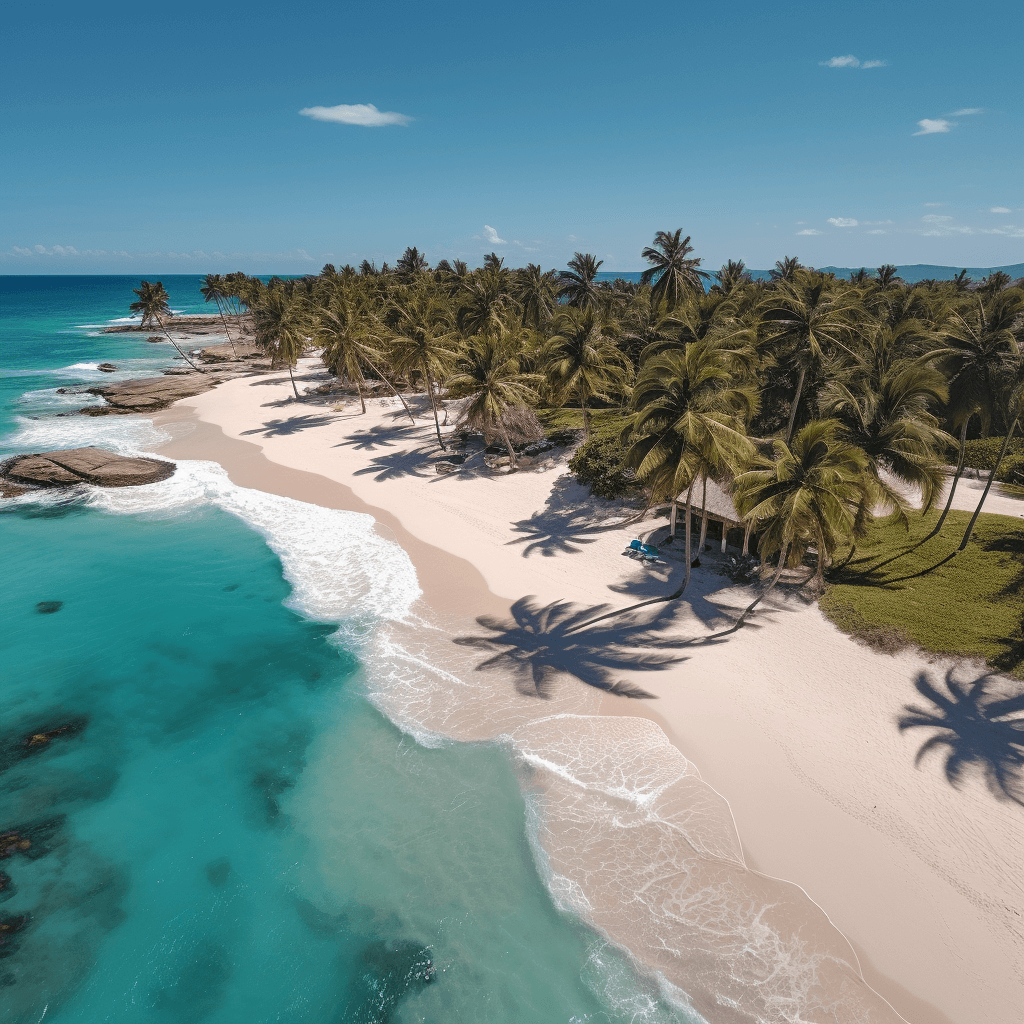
xmin=1 ymin=276 xmax=693 ymax=1023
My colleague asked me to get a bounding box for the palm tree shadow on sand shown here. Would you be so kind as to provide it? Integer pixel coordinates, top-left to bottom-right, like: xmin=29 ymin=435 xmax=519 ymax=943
xmin=899 ymin=669 xmax=1024 ymax=806
xmin=453 ymin=596 xmax=690 ymax=700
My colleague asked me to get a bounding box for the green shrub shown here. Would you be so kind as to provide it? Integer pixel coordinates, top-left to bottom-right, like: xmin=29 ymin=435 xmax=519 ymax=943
xmin=568 ymin=434 xmax=639 ymax=499
xmin=997 ymin=451 xmax=1024 ymax=484
xmin=953 ymin=436 xmax=1024 ymax=470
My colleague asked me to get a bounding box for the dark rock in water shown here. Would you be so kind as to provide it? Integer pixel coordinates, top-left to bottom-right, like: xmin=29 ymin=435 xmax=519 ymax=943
xmin=0 ymin=912 xmax=30 ymax=959
xmin=344 ymin=939 xmax=438 ymax=1020
xmin=0 ymin=871 xmax=12 ymax=902
xmin=146 ymin=335 xmax=164 ymax=343
xmin=1 ymin=716 xmax=88 ymax=774
xmin=222 ymin=583 xmax=240 ymax=591
xmin=0 ymin=817 xmax=65 ymax=862
xmin=97 ymin=363 xmax=118 ymax=373
xmin=204 ymin=858 xmax=231 ymax=887
xmin=1 ymin=448 xmax=175 ymax=489
xmin=35 ymin=601 xmax=63 ymax=614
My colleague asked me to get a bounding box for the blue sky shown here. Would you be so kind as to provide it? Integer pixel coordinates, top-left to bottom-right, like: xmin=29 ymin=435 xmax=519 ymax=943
xmin=2 ymin=0 xmax=1021 ymax=274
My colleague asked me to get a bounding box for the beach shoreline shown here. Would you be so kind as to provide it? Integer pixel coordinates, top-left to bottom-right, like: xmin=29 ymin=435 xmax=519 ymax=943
xmin=147 ymin=357 xmax=1024 ymax=1024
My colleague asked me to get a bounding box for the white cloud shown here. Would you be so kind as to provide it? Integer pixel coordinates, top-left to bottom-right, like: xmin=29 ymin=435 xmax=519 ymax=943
xmin=483 ymin=225 xmax=506 ymax=245
xmin=797 ymin=228 xmax=822 ymax=235
xmin=980 ymin=225 xmax=1024 ymax=237
xmin=914 ymin=118 xmax=954 ymax=135
xmin=862 ymin=219 xmax=894 ymax=225
xmin=819 ymin=55 xmax=885 ymax=68
xmin=990 ymin=206 xmax=1011 ymax=214
xmin=920 ymin=214 xmax=973 ymax=236
xmin=299 ymin=103 xmax=411 ymax=127
xmin=12 ymin=246 xmax=33 ymax=256
xmin=949 ymin=108 xmax=983 ymax=116
xmin=922 ymin=214 xmax=953 ymax=223
xmin=866 ymin=229 xmax=887 ymax=235
xmin=827 ymin=217 xmax=858 ymax=227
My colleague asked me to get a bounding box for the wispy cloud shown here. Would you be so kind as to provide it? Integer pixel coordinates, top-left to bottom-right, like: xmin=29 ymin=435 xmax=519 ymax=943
xmin=990 ymin=206 xmax=1011 ymax=214
xmin=866 ymin=229 xmax=887 ymax=235
xmin=920 ymin=214 xmax=973 ymax=237
xmin=797 ymin=228 xmax=822 ymax=235
xmin=819 ymin=55 xmax=886 ymax=69
xmin=827 ymin=217 xmax=858 ymax=227
xmin=299 ymin=103 xmax=412 ymax=127
xmin=482 ymin=225 xmax=506 ymax=245
xmin=948 ymin=108 xmax=983 ymax=116
xmin=980 ymin=225 xmax=1024 ymax=238
xmin=914 ymin=118 xmax=954 ymax=135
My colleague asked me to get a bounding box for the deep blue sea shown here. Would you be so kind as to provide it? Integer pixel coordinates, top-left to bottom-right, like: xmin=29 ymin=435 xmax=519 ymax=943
xmin=0 ymin=278 xmax=692 ymax=1023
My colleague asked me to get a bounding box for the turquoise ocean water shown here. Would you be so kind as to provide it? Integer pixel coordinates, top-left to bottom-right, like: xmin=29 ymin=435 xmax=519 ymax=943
xmin=0 ymin=277 xmax=692 ymax=1024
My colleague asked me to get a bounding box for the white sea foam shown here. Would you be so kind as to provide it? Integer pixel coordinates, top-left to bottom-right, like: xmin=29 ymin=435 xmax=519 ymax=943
xmin=5 ymin=413 xmax=172 ymax=455
xmin=86 ymin=460 xmax=421 ymax=625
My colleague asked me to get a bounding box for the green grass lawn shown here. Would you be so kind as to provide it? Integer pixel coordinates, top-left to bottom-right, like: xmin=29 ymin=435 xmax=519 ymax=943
xmin=536 ymin=406 xmax=624 ymax=441
xmin=821 ymin=509 xmax=1024 ymax=677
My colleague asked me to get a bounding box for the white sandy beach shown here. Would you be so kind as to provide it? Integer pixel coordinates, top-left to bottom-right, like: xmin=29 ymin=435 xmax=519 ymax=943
xmin=154 ymin=357 xmax=1024 ymax=1024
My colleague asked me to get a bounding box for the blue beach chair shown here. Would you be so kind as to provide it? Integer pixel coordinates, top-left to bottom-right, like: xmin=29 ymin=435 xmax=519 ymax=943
xmin=624 ymin=538 xmax=660 ymax=563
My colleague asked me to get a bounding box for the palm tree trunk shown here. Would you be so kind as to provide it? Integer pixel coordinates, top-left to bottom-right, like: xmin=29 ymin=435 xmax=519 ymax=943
xmin=363 ymin=356 xmax=416 ymax=424
xmin=498 ymin=419 xmax=518 ymax=469
xmin=742 ymin=521 xmax=752 ymax=556
xmin=785 ymin=366 xmax=807 ymax=444
xmin=668 ymin=497 xmax=678 ymax=541
xmin=731 ymin=541 xmax=791 ymax=630
xmin=357 ymin=379 xmax=366 ymax=414
xmin=154 ymin=315 xmax=204 ymax=373
xmin=288 ymin=361 xmax=299 ymax=399
xmin=214 ymin=298 xmax=238 ymax=357
xmin=697 ymin=475 xmax=709 ymax=553
xmin=424 ymin=363 xmax=446 ymax=451
xmin=683 ymin=481 xmax=694 ymax=591
xmin=958 ymin=420 xmax=1017 ymax=550
xmin=926 ymin=418 xmax=969 ymax=540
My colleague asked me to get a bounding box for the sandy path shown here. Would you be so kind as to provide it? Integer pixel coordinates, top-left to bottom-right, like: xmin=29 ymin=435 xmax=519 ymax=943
xmin=154 ymin=359 xmax=1024 ymax=1024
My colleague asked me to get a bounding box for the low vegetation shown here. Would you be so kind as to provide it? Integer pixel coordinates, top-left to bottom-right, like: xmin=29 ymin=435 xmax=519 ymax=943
xmin=822 ymin=510 xmax=1024 ymax=677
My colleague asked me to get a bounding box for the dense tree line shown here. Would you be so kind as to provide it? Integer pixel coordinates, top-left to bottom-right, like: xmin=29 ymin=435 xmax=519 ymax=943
xmin=133 ymin=237 xmax=1024 ymax=594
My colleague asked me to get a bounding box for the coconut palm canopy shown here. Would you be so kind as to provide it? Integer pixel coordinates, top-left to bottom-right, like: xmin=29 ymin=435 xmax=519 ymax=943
xmin=205 ymin=233 xmax=1021 ymax=583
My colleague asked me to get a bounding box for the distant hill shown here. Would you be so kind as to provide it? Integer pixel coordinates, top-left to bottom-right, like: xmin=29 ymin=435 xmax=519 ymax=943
xmin=597 ymin=264 xmax=1024 ymax=286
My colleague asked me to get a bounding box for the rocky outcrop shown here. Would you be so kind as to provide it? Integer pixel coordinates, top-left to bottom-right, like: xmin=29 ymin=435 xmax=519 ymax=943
xmin=103 ymin=315 xmax=231 ymax=335
xmin=97 ymin=363 xmax=117 ymax=372
xmin=0 ymin=448 xmax=175 ymax=489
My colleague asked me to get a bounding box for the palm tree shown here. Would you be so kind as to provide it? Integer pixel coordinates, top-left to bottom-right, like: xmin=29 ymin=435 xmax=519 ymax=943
xmin=446 ymin=332 xmax=541 ymax=467
xmin=129 ymin=280 xmax=204 ymax=372
xmin=959 ymin=351 xmax=1022 ymax=549
xmin=396 ymin=247 xmax=429 ymax=281
xmin=457 ymin=268 xmax=517 ymax=337
xmin=714 ymin=259 xmax=752 ymax=295
xmin=640 ymin=230 xmax=709 ymax=309
xmin=927 ymin=294 xmax=1022 ymax=538
xmin=951 ymin=269 xmax=971 ymax=292
xmin=731 ymin=419 xmax=873 ymax=624
xmin=769 ymin=256 xmax=803 ymax=284
xmin=820 ymin=326 xmax=951 ymax=521
xmin=252 ymin=290 xmax=307 ymax=398
xmin=759 ymin=275 xmax=859 ymax=442
xmin=876 ymin=265 xmax=902 ymax=288
xmin=514 ymin=263 xmax=557 ymax=330
xmin=628 ymin=340 xmax=757 ymax=589
xmin=389 ymin=295 xmax=460 ymax=450
xmin=541 ymin=308 xmax=630 ymax=440
xmin=312 ymin=294 xmax=414 ymax=421
xmin=557 ymin=253 xmax=604 ymax=309
xmin=200 ymin=273 xmax=239 ymax=356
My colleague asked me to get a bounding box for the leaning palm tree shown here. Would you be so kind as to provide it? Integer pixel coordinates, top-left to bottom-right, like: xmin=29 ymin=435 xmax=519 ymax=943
xmin=640 ymin=229 xmax=709 ymax=310
xmin=446 ymin=332 xmax=541 ymax=467
xmin=129 ymin=280 xmax=204 ymax=372
xmin=959 ymin=353 xmax=1022 ymax=550
xmin=730 ymin=419 xmax=873 ymax=626
xmin=769 ymin=256 xmax=803 ymax=283
xmin=925 ymin=293 xmax=1022 ymax=539
xmin=541 ymin=307 xmax=630 ymax=440
xmin=252 ymin=289 xmax=307 ymax=398
xmin=389 ymin=295 xmax=461 ymax=450
xmin=200 ymin=273 xmax=238 ymax=356
xmin=557 ymin=253 xmax=604 ymax=309
xmin=311 ymin=294 xmax=414 ymax=421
